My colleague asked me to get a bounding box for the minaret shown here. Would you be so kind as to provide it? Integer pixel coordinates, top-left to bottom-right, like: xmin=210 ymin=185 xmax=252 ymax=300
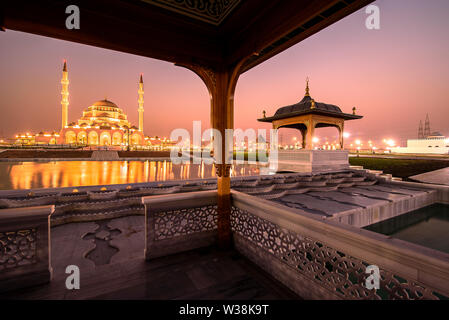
xmin=418 ymin=120 xmax=423 ymax=139
xmin=138 ymin=74 xmax=144 ymax=132
xmin=61 ymin=60 xmax=69 ymax=129
xmin=424 ymin=114 xmax=430 ymax=138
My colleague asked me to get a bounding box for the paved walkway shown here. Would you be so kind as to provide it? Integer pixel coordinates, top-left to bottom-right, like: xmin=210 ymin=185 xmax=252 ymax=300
xmin=91 ymin=150 xmax=119 ymax=160
xmin=1 ymin=216 xmax=299 ymax=300
xmin=410 ymin=167 xmax=449 ymax=186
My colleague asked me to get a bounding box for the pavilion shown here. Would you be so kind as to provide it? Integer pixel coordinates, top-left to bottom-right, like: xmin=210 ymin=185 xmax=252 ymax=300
xmin=258 ymin=79 xmax=362 ymax=150
xmin=3 ymin=1 xmax=449 ymax=301
xmin=1 ymin=0 xmax=374 ymax=247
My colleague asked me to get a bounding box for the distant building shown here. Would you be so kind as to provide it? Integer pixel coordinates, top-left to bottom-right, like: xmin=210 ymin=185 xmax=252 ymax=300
xmin=391 ymin=115 xmax=449 ymax=154
xmin=25 ymin=61 xmax=145 ymax=147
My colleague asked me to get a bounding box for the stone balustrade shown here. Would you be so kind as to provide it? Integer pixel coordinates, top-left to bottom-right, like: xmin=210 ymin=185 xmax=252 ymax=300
xmin=142 ymin=190 xmax=218 ymax=259
xmin=0 ymin=205 xmax=54 ymax=293
xmin=141 ymin=188 xmax=449 ymax=299
xmin=231 ymin=190 xmax=449 ymax=299
xmin=386 ymin=179 xmax=449 ymax=204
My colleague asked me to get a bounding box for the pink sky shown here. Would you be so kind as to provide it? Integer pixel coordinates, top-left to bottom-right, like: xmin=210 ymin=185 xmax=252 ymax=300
xmin=1 ymin=0 xmax=449 ymax=147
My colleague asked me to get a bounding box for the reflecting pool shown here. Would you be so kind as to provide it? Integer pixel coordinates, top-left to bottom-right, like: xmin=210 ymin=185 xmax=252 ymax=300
xmin=0 ymin=161 xmax=262 ymax=190
xmin=365 ymin=203 xmax=449 ymax=254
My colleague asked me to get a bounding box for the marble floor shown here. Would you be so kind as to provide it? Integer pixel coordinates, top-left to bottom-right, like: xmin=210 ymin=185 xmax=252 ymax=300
xmin=2 ymin=216 xmax=299 ymax=300
xmin=410 ymin=167 xmax=449 ymax=186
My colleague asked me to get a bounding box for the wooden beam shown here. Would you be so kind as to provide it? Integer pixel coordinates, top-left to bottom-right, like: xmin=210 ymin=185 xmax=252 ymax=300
xmin=2 ymin=0 xmax=224 ymax=67
xmin=232 ymin=0 xmax=375 ymax=72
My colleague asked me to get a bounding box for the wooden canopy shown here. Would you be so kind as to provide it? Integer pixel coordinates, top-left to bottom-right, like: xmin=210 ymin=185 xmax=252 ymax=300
xmin=2 ymin=0 xmax=372 ymax=72
xmin=1 ymin=0 xmax=374 ymax=247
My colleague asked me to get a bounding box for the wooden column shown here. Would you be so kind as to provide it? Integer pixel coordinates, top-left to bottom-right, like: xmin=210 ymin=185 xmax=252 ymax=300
xmin=305 ymin=121 xmax=315 ymax=150
xmin=339 ymin=122 xmax=345 ymax=149
xmin=299 ymin=127 xmax=306 ymax=149
xmin=177 ymin=63 xmax=242 ymax=249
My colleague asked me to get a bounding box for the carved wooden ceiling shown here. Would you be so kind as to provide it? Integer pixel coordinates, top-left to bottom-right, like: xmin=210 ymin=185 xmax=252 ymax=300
xmin=141 ymin=0 xmax=241 ymax=25
xmin=1 ymin=0 xmax=374 ymax=72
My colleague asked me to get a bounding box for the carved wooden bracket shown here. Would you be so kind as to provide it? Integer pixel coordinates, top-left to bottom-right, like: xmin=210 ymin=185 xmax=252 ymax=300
xmin=215 ymin=164 xmax=231 ymax=178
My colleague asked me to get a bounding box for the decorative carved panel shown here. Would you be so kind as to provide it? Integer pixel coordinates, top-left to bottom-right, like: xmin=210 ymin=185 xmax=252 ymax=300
xmin=153 ymin=205 xmax=218 ymax=240
xmin=0 ymin=229 xmax=37 ymax=271
xmin=142 ymin=0 xmax=241 ymax=25
xmin=231 ymin=207 xmax=444 ymax=300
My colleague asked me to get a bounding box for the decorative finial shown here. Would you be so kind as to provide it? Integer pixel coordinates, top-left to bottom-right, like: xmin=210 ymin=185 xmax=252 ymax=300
xmin=263 ymin=110 xmax=266 ymax=118
xmin=305 ymin=77 xmax=310 ymax=96
xmin=63 ymin=60 xmax=67 ymax=72
xmin=311 ymin=99 xmax=315 ymax=109
xmin=352 ymin=107 xmax=356 ymax=115
xmin=140 ymin=74 xmax=143 ymax=83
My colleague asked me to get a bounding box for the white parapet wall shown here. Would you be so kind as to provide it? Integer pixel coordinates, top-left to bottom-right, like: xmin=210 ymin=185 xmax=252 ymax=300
xmin=140 ymin=188 xmax=449 ymax=299
xmin=142 ymin=190 xmax=218 ymax=260
xmin=275 ymin=150 xmax=349 ymax=173
xmin=0 ymin=205 xmax=54 ymax=293
xmin=231 ymin=190 xmax=449 ymax=300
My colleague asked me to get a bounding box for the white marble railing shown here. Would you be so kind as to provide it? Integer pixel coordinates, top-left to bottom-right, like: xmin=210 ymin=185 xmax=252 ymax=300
xmin=0 ymin=205 xmax=54 ymax=293
xmin=231 ymin=190 xmax=449 ymax=300
xmin=385 ymin=180 xmax=449 ymax=204
xmin=142 ymin=191 xmax=217 ymax=259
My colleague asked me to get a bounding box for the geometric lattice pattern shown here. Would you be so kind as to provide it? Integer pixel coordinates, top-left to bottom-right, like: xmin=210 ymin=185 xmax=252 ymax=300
xmin=142 ymin=0 xmax=241 ymax=25
xmin=154 ymin=205 xmax=218 ymax=240
xmin=0 ymin=229 xmax=37 ymax=271
xmin=231 ymin=207 xmax=444 ymax=300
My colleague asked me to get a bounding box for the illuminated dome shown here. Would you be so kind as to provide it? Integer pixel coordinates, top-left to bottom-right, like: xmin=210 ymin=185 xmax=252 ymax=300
xmin=77 ymin=99 xmax=131 ymax=128
xmin=92 ymin=99 xmax=119 ymax=108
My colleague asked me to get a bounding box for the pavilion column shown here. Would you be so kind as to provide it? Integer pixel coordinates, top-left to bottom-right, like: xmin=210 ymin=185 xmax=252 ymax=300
xmin=299 ymin=128 xmax=306 ymax=149
xmin=177 ymin=63 xmax=242 ymax=249
xmin=212 ymin=69 xmax=238 ymax=249
xmin=339 ymin=122 xmax=345 ymax=149
xmin=305 ymin=122 xmax=315 ymax=150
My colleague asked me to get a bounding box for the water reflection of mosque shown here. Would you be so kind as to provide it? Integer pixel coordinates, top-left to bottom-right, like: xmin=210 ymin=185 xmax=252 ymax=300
xmin=3 ymin=161 xmax=261 ymax=190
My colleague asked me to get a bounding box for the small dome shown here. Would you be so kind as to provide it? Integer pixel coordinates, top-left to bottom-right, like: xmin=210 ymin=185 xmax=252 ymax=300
xmin=427 ymin=131 xmax=444 ymax=138
xmin=92 ymin=99 xmax=118 ymax=108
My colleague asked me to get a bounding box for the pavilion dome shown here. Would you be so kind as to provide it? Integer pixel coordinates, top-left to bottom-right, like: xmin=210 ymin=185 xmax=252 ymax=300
xmin=274 ymin=94 xmax=342 ymax=117
xmin=258 ymin=79 xmax=363 ymax=124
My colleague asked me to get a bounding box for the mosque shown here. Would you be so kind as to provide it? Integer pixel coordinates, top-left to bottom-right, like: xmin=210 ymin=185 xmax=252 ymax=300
xmin=33 ymin=61 xmax=145 ymax=147
xmin=391 ymin=114 xmax=449 ymax=154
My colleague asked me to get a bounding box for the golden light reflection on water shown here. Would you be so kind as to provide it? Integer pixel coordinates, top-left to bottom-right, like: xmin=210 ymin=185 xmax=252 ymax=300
xmin=0 ymin=161 xmax=261 ymax=190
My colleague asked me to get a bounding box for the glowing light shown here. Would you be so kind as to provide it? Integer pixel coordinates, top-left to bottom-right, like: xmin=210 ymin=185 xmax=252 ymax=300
xmin=385 ymin=139 xmax=396 ymax=147
xmin=312 ymin=137 xmax=319 ymax=143
xmin=343 ymin=132 xmax=350 ymax=138
xmin=355 ymin=140 xmax=361 ymax=145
